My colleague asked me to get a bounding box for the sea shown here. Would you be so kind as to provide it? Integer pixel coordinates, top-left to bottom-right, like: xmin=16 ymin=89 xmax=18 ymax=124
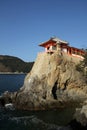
xmin=0 ymin=74 xmax=77 ymax=130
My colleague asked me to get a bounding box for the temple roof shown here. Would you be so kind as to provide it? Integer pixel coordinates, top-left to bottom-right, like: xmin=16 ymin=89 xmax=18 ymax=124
xmin=51 ymin=37 xmax=68 ymax=44
xmin=39 ymin=37 xmax=69 ymax=47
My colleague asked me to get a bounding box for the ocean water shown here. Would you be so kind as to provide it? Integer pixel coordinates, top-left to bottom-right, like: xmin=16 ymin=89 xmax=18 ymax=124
xmin=0 ymin=74 xmax=25 ymax=95
xmin=0 ymin=74 xmax=76 ymax=130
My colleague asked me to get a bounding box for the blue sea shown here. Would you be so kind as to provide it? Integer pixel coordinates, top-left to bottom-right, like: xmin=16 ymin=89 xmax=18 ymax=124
xmin=0 ymin=74 xmax=76 ymax=130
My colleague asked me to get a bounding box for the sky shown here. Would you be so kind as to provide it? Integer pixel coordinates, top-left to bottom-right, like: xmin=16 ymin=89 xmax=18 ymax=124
xmin=0 ymin=0 xmax=87 ymax=62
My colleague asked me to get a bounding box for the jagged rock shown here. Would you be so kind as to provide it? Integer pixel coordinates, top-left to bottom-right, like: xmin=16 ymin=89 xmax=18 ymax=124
xmin=13 ymin=51 xmax=87 ymax=110
xmin=74 ymin=102 xmax=87 ymax=126
xmin=74 ymin=108 xmax=87 ymax=126
xmin=0 ymin=91 xmax=12 ymax=106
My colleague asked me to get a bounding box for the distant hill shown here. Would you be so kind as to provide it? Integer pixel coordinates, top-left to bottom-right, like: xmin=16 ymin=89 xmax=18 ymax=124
xmin=0 ymin=55 xmax=34 ymax=73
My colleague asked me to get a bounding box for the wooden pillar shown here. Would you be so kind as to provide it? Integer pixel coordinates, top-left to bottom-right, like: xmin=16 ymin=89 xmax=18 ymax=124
xmin=69 ymin=47 xmax=71 ymax=55
xmin=71 ymin=48 xmax=72 ymax=55
xmin=75 ymin=49 xmax=77 ymax=55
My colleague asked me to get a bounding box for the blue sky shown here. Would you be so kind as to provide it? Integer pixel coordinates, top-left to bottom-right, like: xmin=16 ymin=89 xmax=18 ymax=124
xmin=0 ymin=0 xmax=87 ymax=61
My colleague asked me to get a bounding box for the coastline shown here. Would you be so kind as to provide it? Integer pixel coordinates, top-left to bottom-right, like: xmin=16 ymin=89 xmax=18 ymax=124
xmin=0 ymin=72 xmax=27 ymax=74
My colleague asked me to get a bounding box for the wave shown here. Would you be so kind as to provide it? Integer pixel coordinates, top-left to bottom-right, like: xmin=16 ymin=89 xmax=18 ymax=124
xmin=0 ymin=107 xmax=72 ymax=130
xmin=9 ymin=115 xmax=72 ymax=130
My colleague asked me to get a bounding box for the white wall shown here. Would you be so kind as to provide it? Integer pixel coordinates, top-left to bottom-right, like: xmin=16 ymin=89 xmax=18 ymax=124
xmin=62 ymin=48 xmax=67 ymax=53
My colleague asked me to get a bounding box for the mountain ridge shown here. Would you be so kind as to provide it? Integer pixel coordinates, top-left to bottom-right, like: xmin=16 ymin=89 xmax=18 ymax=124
xmin=0 ymin=55 xmax=34 ymax=73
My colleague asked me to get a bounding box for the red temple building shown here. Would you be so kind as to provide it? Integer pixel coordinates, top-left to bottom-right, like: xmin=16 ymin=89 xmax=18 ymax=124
xmin=39 ymin=37 xmax=85 ymax=59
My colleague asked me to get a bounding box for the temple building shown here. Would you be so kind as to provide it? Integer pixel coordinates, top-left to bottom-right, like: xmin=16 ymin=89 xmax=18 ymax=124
xmin=39 ymin=37 xmax=85 ymax=59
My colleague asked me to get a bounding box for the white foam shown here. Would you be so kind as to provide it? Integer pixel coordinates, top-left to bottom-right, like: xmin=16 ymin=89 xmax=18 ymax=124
xmin=5 ymin=103 xmax=15 ymax=110
xmin=9 ymin=115 xmax=65 ymax=130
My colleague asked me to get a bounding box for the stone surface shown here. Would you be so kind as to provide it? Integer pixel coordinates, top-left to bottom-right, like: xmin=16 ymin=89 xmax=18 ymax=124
xmin=74 ymin=102 xmax=87 ymax=126
xmin=0 ymin=51 xmax=87 ymax=111
xmin=13 ymin=51 xmax=87 ymax=110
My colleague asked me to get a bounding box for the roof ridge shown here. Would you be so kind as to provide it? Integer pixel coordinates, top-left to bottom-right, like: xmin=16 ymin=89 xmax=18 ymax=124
xmin=51 ymin=37 xmax=68 ymax=44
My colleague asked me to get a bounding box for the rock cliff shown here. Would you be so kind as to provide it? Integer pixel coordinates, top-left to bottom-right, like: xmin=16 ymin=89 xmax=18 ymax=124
xmin=12 ymin=51 xmax=87 ymax=110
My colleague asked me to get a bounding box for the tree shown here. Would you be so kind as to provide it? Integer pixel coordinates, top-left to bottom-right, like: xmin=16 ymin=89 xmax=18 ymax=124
xmin=76 ymin=49 xmax=87 ymax=76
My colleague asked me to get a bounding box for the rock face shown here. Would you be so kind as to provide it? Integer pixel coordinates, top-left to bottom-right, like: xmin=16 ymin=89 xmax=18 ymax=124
xmin=74 ymin=100 xmax=87 ymax=126
xmin=12 ymin=51 xmax=87 ymax=110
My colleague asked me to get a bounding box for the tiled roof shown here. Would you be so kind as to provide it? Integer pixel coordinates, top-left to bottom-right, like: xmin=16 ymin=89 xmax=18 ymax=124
xmin=51 ymin=37 xmax=68 ymax=44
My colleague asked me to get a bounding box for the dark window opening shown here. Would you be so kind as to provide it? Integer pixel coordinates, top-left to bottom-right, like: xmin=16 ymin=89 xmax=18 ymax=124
xmin=47 ymin=47 xmax=50 ymax=50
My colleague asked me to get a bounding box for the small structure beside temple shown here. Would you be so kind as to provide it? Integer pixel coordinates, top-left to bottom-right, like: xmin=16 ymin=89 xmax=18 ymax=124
xmin=39 ymin=37 xmax=85 ymax=59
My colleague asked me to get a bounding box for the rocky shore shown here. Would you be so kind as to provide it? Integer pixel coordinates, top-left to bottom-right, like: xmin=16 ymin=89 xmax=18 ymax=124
xmin=0 ymin=51 xmax=87 ymax=127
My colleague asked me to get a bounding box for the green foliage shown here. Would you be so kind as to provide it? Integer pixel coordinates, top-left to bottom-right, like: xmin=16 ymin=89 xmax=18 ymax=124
xmin=0 ymin=55 xmax=34 ymax=73
xmin=76 ymin=62 xmax=83 ymax=72
xmin=76 ymin=49 xmax=87 ymax=76
xmin=82 ymin=52 xmax=87 ymax=67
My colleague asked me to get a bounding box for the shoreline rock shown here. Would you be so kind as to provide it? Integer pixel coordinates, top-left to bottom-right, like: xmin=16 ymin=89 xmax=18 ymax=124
xmin=14 ymin=52 xmax=87 ymax=110
xmin=0 ymin=52 xmax=87 ymax=112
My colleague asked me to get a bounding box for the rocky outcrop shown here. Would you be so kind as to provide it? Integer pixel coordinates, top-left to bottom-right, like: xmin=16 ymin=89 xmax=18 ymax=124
xmin=74 ymin=100 xmax=87 ymax=126
xmin=10 ymin=51 xmax=87 ymax=110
